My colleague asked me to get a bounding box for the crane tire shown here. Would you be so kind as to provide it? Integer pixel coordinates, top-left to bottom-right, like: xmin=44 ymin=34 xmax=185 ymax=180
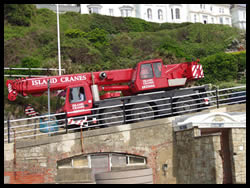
xmin=173 ymin=96 xmax=196 ymax=115
xmin=129 ymin=103 xmax=154 ymax=123
xmin=100 ymin=107 xmax=124 ymax=128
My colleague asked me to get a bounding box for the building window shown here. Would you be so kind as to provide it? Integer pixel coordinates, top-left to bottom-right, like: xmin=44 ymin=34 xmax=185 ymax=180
xmin=225 ymin=18 xmax=230 ymax=25
xmin=202 ymin=15 xmax=208 ymax=24
xmin=126 ymin=155 xmax=146 ymax=165
xmin=87 ymin=4 xmax=102 ymax=14
xmin=219 ymin=8 xmax=224 ymax=14
xmin=200 ymin=4 xmax=205 ymax=9
xmin=219 ymin=17 xmax=223 ymax=24
xmin=158 ymin=9 xmax=163 ymax=20
xmin=89 ymin=7 xmax=99 ymax=14
xmin=210 ymin=6 xmax=213 ymax=11
xmin=194 ymin=14 xmax=197 ymax=23
xmin=175 ymin=8 xmax=180 ymax=19
xmin=211 ymin=17 xmax=214 ymax=23
xmin=120 ymin=6 xmax=133 ymax=17
xmin=109 ymin=9 xmax=114 ymax=16
xmin=171 ymin=9 xmax=174 ymax=20
xmin=243 ymin=11 xmax=246 ymax=19
xmin=57 ymin=153 xmax=147 ymax=170
xmin=112 ymin=154 xmax=146 ymax=167
xmin=121 ymin=9 xmax=132 ymax=17
xmin=147 ymin=8 xmax=152 ymax=20
xmin=57 ymin=155 xmax=89 ymax=169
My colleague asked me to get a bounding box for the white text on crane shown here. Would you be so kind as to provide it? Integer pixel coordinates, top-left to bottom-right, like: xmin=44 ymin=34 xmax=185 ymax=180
xmin=31 ymin=75 xmax=87 ymax=86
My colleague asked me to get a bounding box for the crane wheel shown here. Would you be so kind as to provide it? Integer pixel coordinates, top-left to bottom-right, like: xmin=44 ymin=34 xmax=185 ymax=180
xmin=129 ymin=103 xmax=154 ymax=123
xmin=100 ymin=107 xmax=124 ymax=128
xmin=173 ymin=96 xmax=196 ymax=115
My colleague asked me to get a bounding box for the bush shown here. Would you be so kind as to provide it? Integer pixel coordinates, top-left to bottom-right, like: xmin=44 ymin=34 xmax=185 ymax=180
xmin=61 ymin=37 xmax=102 ymax=65
xmin=89 ymin=14 xmax=120 ymax=34
xmin=157 ymin=40 xmax=189 ymax=61
xmin=230 ymin=51 xmax=246 ymax=72
xmin=35 ymin=8 xmax=56 ymax=26
xmin=124 ymin=17 xmax=153 ymax=32
xmin=4 ymin=4 xmax=36 ymax=26
xmin=65 ymin=29 xmax=87 ymax=38
xmin=199 ymin=52 xmax=240 ymax=85
xmin=6 ymin=56 xmax=42 ymax=76
xmin=86 ymin=28 xmax=109 ymax=48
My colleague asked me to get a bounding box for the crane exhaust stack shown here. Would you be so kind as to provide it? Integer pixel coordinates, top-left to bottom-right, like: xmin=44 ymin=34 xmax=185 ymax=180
xmin=91 ymin=72 xmax=100 ymax=102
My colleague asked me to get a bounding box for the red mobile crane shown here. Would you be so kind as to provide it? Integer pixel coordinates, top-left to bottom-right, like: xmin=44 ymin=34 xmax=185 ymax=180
xmin=6 ymin=59 xmax=208 ymax=127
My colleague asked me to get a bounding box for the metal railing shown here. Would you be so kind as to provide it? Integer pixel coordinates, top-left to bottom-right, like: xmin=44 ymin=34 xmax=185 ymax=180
xmin=4 ymin=85 xmax=246 ymax=143
xmin=4 ymin=67 xmax=66 ymax=77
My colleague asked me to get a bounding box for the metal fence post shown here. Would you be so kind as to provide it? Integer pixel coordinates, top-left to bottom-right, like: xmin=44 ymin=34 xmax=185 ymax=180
xmin=13 ymin=129 xmax=17 ymax=180
xmin=7 ymin=117 xmax=10 ymax=143
xmin=170 ymin=97 xmax=173 ymax=116
xmin=47 ymin=79 xmax=51 ymax=136
xmin=65 ymin=112 xmax=68 ymax=134
xmin=216 ymin=87 xmax=219 ymax=108
xmin=34 ymin=118 xmax=37 ymax=139
xmin=122 ymin=100 xmax=126 ymax=124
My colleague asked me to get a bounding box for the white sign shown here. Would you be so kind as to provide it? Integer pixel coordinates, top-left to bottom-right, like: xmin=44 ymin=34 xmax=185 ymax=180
xmin=142 ymin=79 xmax=155 ymax=89
xmin=31 ymin=75 xmax=87 ymax=86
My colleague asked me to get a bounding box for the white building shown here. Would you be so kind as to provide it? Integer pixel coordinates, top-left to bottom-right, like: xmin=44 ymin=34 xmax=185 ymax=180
xmin=230 ymin=4 xmax=246 ymax=30
xmin=80 ymin=4 xmax=136 ymax=18
xmin=36 ymin=4 xmax=241 ymax=28
xmin=188 ymin=4 xmax=232 ymax=25
xmin=79 ymin=4 xmax=232 ymax=26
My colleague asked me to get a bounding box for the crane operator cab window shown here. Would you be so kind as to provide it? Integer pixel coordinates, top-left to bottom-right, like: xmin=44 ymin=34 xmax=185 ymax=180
xmin=70 ymin=87 xmax=85 ymax=103
xmin=153 ymin=62 xmax=162 ymax=78
xmin=140 ymin=64 xmax=154 ymax=79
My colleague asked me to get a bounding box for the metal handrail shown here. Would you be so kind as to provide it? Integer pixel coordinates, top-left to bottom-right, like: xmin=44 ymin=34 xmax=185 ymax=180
xmin=4 ymin=67 xmax=66 ymax=78
xmin=4 ymin=85 xmax=246 ymax=142
xmin=4 ymin=67 xmax=66 ymax=71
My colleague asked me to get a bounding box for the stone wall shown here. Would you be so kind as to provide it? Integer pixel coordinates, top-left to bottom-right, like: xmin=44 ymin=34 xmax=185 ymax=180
xmin=229 ymin=128 xmax=246 ymax=183
xmin=175 ymin=128 xmax=223 ymax=184
xmin=4 ymin=104 xmax=246 ymax=184
xmin=4 ymin=117 xmax=177 ymax=184
xmin=174 ymin=126 xmax=246 ymax=184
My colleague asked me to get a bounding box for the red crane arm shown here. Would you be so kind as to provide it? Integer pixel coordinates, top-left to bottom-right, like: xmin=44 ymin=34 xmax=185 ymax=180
xmin=6 ymin=69 xmax=133 ymax=101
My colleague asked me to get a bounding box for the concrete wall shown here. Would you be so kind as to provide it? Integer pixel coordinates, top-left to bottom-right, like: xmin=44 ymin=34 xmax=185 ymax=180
xmin=4 ymin=117 xmax=176 ymax=184
xmin=174 ymin=118 xmax=246 ymax=184
xmin=175 ymin=128 xmax=223 ymax=183
xmin=4 ymin=104 xmax=246 ymax=184
xmin=229 ymin=128 xmax=246 ymax=183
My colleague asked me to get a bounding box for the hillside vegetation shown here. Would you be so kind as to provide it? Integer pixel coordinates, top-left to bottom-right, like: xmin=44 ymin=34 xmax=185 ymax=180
xmin=4 ymin=4 xmax=246 ymax=118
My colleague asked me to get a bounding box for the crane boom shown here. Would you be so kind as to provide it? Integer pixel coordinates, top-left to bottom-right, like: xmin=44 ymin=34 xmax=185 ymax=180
xmin=6 ymin=69 xmax=133 ymax=101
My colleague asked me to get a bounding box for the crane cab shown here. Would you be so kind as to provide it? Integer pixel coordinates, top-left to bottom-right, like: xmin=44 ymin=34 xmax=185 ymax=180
xmin=130 ymin=59 xmax=167 ymax=93
xmin=56 ymin=83 xmax=93 ymax=118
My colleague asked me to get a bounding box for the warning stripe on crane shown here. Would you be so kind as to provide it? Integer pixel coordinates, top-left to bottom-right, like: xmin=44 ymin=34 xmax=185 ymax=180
xmin=192 ymin=65 xmax=204 ymax=78
xmin=25 ymin=106 xmax=39 ymax=117
xmin=68 ymin=117 xmax=88 ymax=127
xmin=8 ymin=83 xmax=13 ymax=93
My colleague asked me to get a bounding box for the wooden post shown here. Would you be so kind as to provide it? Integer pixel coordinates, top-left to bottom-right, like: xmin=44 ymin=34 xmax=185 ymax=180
xmin=80 ymin=125 xmax=84 ymax=153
